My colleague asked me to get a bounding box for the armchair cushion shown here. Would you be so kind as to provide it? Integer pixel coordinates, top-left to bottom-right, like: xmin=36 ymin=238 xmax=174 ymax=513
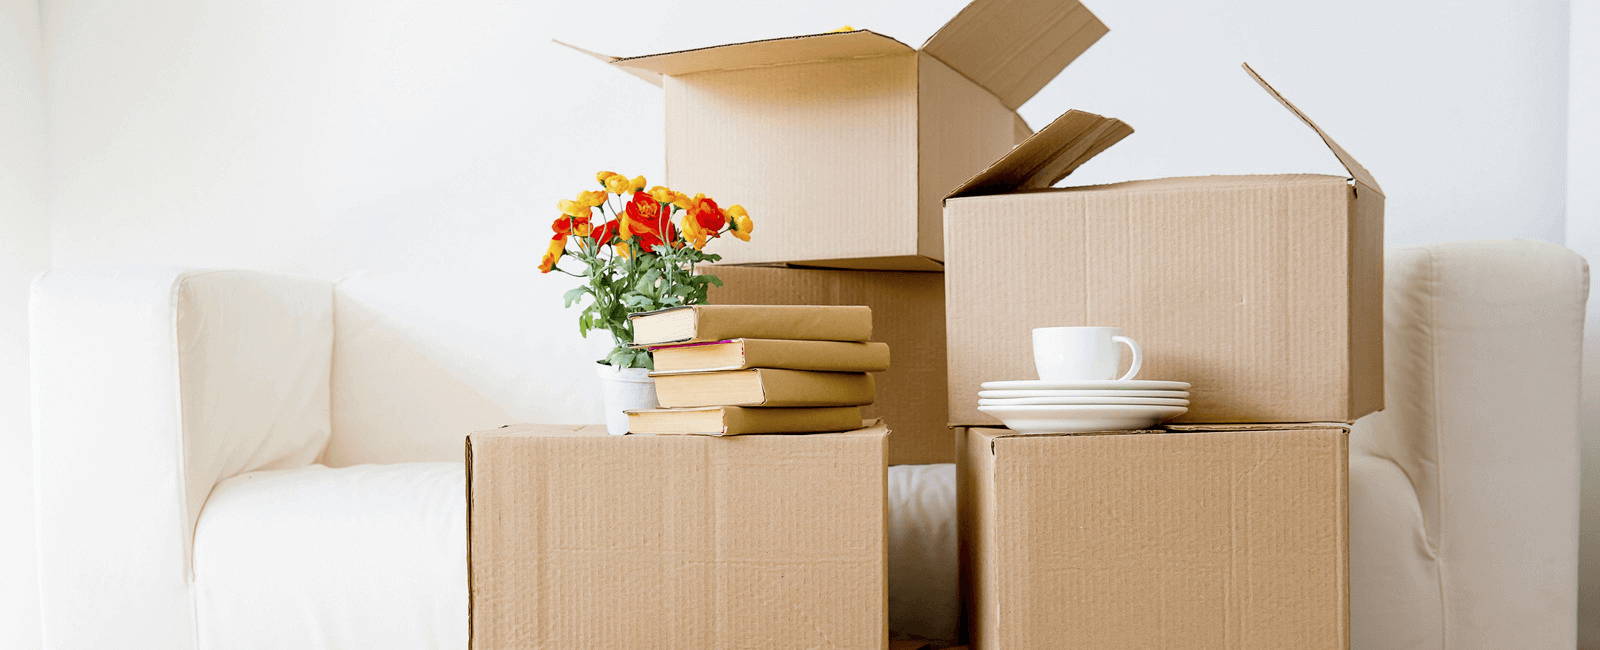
xmin=194 ymin=463 xmax=466 ymax=650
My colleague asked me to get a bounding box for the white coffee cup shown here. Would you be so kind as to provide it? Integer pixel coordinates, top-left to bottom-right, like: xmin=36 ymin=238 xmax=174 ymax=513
xmin=1032 ymin=326 xmax=1143 ymax=381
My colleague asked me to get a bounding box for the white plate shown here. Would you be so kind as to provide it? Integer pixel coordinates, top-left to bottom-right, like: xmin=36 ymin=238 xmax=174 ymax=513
xmin=977 ymin=389 xmax=1189 ymax=399
xmin=978 ymin=396 xmax=1189 ymax=407
xmin=981 ymin=379 xmax=1191 ymax=391
xmin=977 ymin=404 xmax=1187 ymax=434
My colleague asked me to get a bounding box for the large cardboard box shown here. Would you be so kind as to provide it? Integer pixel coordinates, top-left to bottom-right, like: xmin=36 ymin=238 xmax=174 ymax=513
xmin=958 ymin=425 xmax=1350 ymax=648
xmin=468 ymin=422 xmax=889 ymax=649
xmin=570 ymin=0 xmax=1107 ymax=271
xmin=703 ymin=264 xmax=951 ymax=464
xmin=944 ymin=66 xmax=1384 ymax=426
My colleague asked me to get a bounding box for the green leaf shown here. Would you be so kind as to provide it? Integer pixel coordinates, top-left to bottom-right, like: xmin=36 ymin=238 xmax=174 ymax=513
xmin=563 ymin=286 xmax=589 ymax=308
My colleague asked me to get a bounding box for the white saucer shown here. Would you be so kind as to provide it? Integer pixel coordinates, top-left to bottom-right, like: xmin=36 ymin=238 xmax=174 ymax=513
xmin=981 ymin=379 xmax=1191 ymax=391
xmin=977 ymin=404 xmax=1187 ymax=434
xmin=978 ymin=389 xmax=1189 ymax=399
xmin=978 ymin=396 xmax=1189 ymax=407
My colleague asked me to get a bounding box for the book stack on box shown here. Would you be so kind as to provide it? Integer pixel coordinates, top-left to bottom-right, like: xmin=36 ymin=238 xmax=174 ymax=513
xmin=624 ymin=304 xmax=889 ymax=436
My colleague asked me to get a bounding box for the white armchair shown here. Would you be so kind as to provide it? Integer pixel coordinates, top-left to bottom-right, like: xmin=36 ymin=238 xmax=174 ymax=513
xmin=31 ymin=240 xmax=1587 ymax=649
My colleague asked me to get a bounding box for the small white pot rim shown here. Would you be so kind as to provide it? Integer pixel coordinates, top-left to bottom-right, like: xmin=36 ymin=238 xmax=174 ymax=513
xmin=595 ymin=361 xmax=654 ymax=383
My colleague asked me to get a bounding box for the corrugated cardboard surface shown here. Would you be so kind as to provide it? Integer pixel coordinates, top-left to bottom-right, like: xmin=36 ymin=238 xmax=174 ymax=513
xmin=704 ymin=264 xmax=952 ymax=464
xmin=957 ymin=426 xmax=1349 ymax=648
xmin=944 ymin=174 xmax=1383 ymax=425
xmin=622 ymin=0 xmax=1107 ymax=270
xmin=916 ymin=52 xmax=1018 ymax=264
xmin=667 ymin=53 xmax=921 ymax=267
xmin=468 ymin=423 xmax=889 ymax=649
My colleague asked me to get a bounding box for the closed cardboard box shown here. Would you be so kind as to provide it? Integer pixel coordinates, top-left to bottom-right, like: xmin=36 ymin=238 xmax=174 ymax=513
xmin=571 ymin=0 xmax=1107 ymax=271
xmin=943 ymin=66 xmax=1383 ymax=426
xmin=958 ymin=425 xmax=1350 ymax=648
xmin=468 ymin=422 xmax=889 ymax=649
xmin=704 ymin=264 xmax=951 ymax=464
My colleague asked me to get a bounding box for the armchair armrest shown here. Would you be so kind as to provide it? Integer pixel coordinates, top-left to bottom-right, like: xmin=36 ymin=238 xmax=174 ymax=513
xmin=32 ymin=267 xmax=333 ymax=649
xmin=1352 ymin=240 xmax=1587 ymax=648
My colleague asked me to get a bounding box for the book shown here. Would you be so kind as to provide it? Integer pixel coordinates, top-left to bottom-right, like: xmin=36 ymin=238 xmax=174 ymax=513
xmin=651 ymin=368 xmax=875 ymax=408
xmin=625 ymin=406 xmax=864 ymax=436
xmin=651 ymin=338 xmax=891 ymax=373
xmin=629 ymin=305 xmax=873 ymax=347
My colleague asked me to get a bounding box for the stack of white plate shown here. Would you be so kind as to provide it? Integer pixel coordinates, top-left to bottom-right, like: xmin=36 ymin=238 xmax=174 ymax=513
xmin=978 ymin=379 xmax=1192 ymax=434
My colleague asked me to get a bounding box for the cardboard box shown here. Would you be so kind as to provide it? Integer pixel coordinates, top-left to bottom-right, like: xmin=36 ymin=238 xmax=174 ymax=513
xmin=943 ymin=65 xmax=1384 ymax=425
xmin=568 ymin=0 xmax=1107 ymax=271
xmin=703 ymin=264 xmax=951 ymax=464
xmin=958 ymin=425 xmax=1349 ymax=648
xmin=467 ymin=422 xmax=889 ymax=649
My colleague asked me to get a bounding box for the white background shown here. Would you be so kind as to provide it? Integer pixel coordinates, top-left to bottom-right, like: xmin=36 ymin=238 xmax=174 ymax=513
xmin=2 ymin=0 xmax=1596 ymax=647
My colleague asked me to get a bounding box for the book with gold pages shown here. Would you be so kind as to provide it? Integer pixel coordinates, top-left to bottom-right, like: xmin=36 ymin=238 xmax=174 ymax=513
xmin=628 ymin=304 xmax=872 ymax=347
xmin=651 ymin=338 xmax=891 ymax=373
xmin=650 ymin=368 xmax=875 ymax=408
xmin=625 ymin=406 xmax=864 ymax=436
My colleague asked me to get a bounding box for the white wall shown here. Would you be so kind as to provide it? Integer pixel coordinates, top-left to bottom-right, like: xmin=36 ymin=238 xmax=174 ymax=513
xmin=0 ymin=0 xmax=47 ymax=648
xmin=5 ymin=0 xmax=1593 ymax=646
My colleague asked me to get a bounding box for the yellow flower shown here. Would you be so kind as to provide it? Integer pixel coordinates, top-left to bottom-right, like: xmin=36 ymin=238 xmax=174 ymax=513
xmin=596 ymin=170 xmax=617 ymax=184
xmin=827 ymin=25 xmax=856 ymax=33
xmin=558 ymin=199 xmax=589 ymax=218
xmin=604 ymin=174 xmax=632 ymax=195
xmin=670 ymin=191 xmax=692 ymax=210
xmin=648 ymin=186 xmax=675 ymax=204
xmin=577 ymin=190 xmax=607 ymax=207
xmin=681 ymin=213 xmax=709 ymax=250
xmin=728 ymin=204 xmax=753 ymax=241
xmin=629 ymin=175 xmax=647 ymax=192
xmin=614 ymin=240 xmax=633 ymax=259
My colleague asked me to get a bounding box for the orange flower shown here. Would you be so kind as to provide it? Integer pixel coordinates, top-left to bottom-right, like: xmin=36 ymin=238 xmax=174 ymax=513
xmin=553 ymin=214 xmax=592 ymax=237
xmin=539 ymin=234 xmax=567 ymax=273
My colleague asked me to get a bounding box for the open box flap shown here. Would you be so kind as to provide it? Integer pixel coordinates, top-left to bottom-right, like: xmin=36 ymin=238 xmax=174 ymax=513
xmin=1244 ymin=63 xmax=1383 ymax=196
xmin=606 ymin=30 xmax=913 ymax=77
xmin=552 ymin=39 xmax=663 ymax=87
xmin=945 ymin=109 xmax=1132 ymax=199
xmin=921 ymin=0 xmax=1107 ymax=111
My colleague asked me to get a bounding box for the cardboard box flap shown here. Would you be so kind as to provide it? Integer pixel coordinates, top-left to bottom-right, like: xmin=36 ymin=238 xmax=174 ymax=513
xmin=945 ymin=109 xmax=1132 ymax=199
xmin=552 ymin=39 xmax=663 ymax=87
xmin=921 ymin=0 xmax=1107 ymax=110
xmin=1244 ymin=63 xmax=1384 ymax=196
xmin=610 ymin=29 xmax=914 ymax=77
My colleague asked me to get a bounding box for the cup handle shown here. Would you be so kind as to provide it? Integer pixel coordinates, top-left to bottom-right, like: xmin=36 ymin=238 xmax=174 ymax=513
xmin=1113 ymin=336 xmax=1142 ymax=381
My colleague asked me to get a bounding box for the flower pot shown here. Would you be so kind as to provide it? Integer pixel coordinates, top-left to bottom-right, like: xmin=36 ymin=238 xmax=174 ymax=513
xmin=595 ymin=362 xmax=658 ymax=435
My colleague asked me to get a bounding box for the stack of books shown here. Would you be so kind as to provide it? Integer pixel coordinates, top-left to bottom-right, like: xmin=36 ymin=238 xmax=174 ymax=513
xmin=625 ymin=304 xmax=890 ymax=435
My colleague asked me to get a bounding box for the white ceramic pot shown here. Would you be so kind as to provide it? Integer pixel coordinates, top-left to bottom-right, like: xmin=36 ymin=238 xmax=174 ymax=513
xmin=595 ymin=362 xmax=658 ymax=435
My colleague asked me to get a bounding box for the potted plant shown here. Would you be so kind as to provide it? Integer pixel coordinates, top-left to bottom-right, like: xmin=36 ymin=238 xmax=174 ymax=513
xmin=540 ymin=171 xmax=753 ymax=434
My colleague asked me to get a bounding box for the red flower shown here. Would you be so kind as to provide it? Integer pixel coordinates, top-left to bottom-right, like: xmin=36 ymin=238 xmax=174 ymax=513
xmin=590 ymin=219 xmax=620 ymax=244
xmin=622 ymin=191 xmax=678 ymax=252
xmin=691 ymin=196 xmax=725 ymax=234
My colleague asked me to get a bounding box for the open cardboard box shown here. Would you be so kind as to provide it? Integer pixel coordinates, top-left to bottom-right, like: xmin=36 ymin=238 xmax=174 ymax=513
xmin=467 ymin=422 xmax=890 ymax=649
xmin=944 ymin=64 xmax=1385 ymax=426
xmin=701 ymin=263 xmax=952 ymax=464
xmin=958 ymin=424 xmax=1350 ymax=648
xmin=566 ymin=0 xmax=1108 ymax=270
